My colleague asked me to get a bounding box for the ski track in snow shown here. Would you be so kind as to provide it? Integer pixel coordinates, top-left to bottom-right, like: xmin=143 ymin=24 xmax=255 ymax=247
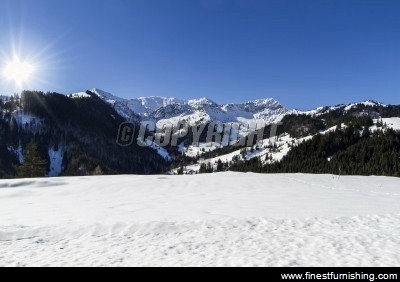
xmin=0 ymin=172 xmax=399 ymax=266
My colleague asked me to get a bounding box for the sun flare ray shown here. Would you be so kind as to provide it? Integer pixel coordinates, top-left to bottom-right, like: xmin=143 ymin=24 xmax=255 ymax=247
xmin=0 ymin=20 xmax=68 ymax=95
xmin=2 ymin=55 xmax=36 ymax=89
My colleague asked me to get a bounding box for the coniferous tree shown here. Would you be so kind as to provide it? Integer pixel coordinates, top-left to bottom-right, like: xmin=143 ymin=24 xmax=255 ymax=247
xmin=17 ymin=140 xmax=47 ymax=178
xmin=199 ymin=163 xmax=207 ymax=174
xmin=217 ymin=159 xmax=224 ymax=172
xmin=92 ymin=165 xmax=104 ymax=175
xmin=177 ymin=164 xmax=184 ymax=175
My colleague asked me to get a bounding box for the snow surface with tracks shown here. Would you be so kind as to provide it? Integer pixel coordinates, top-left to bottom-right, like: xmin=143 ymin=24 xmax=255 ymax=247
xmin=0 ymin=172 xmax=399 ymax=267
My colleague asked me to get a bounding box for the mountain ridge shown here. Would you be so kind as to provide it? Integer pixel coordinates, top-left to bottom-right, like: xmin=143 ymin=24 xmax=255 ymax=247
xmin=71 ymin=88 xmax=288 ymax=124
xmin=71 ymin=88 xmax=389 ymax=121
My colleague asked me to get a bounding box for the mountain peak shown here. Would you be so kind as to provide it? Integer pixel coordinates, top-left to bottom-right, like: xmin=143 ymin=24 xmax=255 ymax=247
xmin=89 ymin=88 xmax=119 ymax=101
xmin=188 ymin=97 xmax=217 ymax=108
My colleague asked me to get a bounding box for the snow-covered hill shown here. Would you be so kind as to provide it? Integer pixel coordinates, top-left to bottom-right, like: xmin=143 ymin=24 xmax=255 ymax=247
xmin=290 ymin=100 xmax=387 ymax=117
xmin=175 ymin=117 xmax=400 ymax=174
xmin=1 ymin=172 xmax=399 ymax=266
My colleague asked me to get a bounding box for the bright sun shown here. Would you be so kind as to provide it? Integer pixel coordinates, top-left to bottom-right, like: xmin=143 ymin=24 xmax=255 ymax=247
xmin=2 ymin=56 xmax=35 ymax=87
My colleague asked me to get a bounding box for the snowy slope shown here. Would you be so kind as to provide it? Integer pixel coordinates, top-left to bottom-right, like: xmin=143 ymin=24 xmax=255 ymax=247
xmin=177 ymin=117 xmax=400 ymax=174
xmin=177 ymin=125 xmax=339 ymax=173
xmin=0 ymin=172 xmax=400 ymax=267
xmin=382 ymin=117 xmax=400 ymax=131
xmin=48 ymin=146 xmax=65 ymax=177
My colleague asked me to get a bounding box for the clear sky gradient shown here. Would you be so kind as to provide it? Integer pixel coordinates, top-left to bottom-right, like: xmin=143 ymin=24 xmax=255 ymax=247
xmin=0 ymin=0 xmax=399 ymax=110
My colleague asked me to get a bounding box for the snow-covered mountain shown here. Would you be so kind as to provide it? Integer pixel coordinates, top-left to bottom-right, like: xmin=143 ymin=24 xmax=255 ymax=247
xmin=72 ymin=89 xmax=389 ymax=126
xmin=70 ymin=88 xmax=289 ymax=124
xmin=68 ymin=89 xmax=395 ymax=162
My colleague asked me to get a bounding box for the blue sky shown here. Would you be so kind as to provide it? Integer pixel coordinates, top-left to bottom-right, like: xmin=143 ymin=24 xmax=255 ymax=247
xmin=0 ymin=0 xmax=399 ymax=109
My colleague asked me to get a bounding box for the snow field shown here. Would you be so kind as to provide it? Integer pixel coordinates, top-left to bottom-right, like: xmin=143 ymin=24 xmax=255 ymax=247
xmin=0 ymin=172 xmax=399 ymax=266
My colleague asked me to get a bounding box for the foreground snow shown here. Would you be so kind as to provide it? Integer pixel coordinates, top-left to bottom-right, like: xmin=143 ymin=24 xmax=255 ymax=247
xmin=0 ymin=172 xmax=399 ymax=266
